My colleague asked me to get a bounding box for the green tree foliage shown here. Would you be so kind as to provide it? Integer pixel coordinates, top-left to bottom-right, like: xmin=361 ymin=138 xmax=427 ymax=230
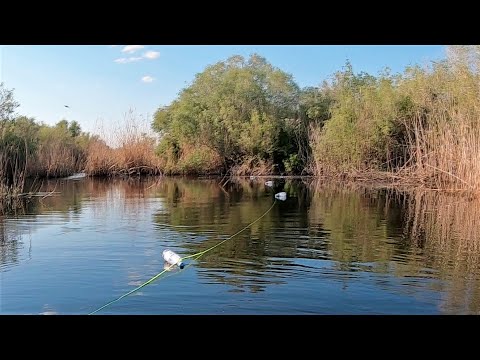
xmin=311 ymin=62 xmax=402 ymax=172
xmin=56 ymin=119 xmax=69 ymax=130
xmin=299 ymin=85 xmax=333 ymax=126
xmin=152 ymin=54 xmax=301 ymax=174
xmin=33 ymin=119 xmax=92 ymax=177
xmin=0 ymin=82 xmax=19 ymax=123
xmin=68 ymin=120 xmax=81 ymax=137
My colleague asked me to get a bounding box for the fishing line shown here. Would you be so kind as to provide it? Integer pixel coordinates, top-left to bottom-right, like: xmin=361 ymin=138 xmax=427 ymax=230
xmin=88 ymin=199 xmax=278 ymax=315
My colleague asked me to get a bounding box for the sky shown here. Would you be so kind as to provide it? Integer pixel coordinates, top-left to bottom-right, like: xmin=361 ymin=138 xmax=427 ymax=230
xmin=0 ymin=45 xmax=446 ymax=138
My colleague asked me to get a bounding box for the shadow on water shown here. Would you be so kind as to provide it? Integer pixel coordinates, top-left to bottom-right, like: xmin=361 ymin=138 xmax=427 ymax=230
xmin=1 ymin=176 xmax=480 ymax=313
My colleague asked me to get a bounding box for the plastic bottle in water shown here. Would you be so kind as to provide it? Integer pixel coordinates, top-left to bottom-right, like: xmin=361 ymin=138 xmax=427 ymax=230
xmin=275 ymin=192 xmax=287 ymax=201
xmin=163 ymin=249 xmax=185 ymax=269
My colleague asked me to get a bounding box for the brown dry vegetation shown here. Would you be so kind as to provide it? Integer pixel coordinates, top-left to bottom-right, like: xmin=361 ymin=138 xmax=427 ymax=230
xmin=85 ymin=136 xmax=161 ymax=177
xmin=84 ymin=111 xmax=162 ymax=177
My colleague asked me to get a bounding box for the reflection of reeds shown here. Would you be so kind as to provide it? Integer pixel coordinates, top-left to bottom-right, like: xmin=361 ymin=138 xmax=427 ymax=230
xmin=4 ymin=175 xmax=480 ymax=312
xmin=308 ymin=178 xmax=480 ymax=313
xmin=0 ymin=184 xmax=25 ymax=215
xmin=405 ymin=191 xmax=480 ymax=269
xmin=404 ymin=190 xmax=480 ymax=313
xmin=308 ymin=180 xmax=404 ymax=265
xmin=0 ymin=216 xmax=27 ymax=269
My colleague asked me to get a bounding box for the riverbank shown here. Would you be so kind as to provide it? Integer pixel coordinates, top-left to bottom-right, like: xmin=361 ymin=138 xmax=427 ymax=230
xmin=3 ymin=46 xmax=480 ymax=209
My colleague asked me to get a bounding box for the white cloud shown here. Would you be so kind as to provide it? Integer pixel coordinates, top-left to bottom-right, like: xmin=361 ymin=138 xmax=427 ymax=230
xmin=143 ymin=50 xmax=160 ymax=60
xmin=122 ymin=45 xmax=144 ymax=53
xmin=141 ymin=76 xmax=154 ymax=83
xmin=114 ymin=57 xmax=143 ymax=64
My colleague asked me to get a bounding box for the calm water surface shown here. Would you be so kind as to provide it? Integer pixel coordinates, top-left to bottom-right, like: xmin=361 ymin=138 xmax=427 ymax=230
xmin=1 ymin=177 xmax=479 ymax=314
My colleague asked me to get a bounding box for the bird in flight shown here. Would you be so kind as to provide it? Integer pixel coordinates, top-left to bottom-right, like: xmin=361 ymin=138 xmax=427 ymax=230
xmin=64 ymin=105 xmax=70 ymax=108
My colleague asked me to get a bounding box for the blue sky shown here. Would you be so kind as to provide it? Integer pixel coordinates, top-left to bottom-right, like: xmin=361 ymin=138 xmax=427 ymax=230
xmin=1 ymin=45 xmax=445 ymax=137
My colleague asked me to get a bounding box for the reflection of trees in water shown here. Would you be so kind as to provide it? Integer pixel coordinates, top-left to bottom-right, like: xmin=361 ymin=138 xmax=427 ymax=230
xmin=403 ymin=191 xmax=480 ymax=314
xmin=28 ymin=177 xmax=165 ymax=229
xmin=307 ymin=183 xmax=434 ymax=301
xmin=308 ymin=181 xmax=480 ymax=314
xmin=308 ymin=182 xmax=409 ymax=267
xmin=154 ymin=177 xmax=480 ymax=312
xmin=3 ymin=176 xmax=480 ymax=312
xmin=0 ymin=177 xmax=165 ymax=272
xmin=152 ymin=178 xmax=323 ymax=292
xmin=0 ymin=217 xmax=30 ymax=270
xmin=18 ymin=178 xmax=89 ymax=218
xmin=85 ymin=178 xmax=163 ymax=228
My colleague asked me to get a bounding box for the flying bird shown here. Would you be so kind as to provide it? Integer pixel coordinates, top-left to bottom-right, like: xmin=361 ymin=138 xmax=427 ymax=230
xmin=64 ymin=105 xmax=70 ymax=108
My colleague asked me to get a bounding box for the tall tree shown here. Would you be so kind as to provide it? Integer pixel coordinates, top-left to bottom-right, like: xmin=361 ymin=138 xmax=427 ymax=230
xmin=153 ymin=54 xmax=300 ymax=171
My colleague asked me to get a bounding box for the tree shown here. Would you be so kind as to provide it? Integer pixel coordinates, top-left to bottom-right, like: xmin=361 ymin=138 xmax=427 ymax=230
xmin=68 ymin=120 xmax=81 ymax=137
xmin=56 ymin=119 xmax=69 ymax=130
xmin=299 ymin=85 xmax=333 ymax=126
xmin=0 ymin=83 xmax=19 ymax=125
xmin=152 ymin=54 xmax=300 ymax=172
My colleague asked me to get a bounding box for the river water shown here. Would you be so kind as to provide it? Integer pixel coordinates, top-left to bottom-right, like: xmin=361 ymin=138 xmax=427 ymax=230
xmin=1 ymin=177 xmax=479 ymax=314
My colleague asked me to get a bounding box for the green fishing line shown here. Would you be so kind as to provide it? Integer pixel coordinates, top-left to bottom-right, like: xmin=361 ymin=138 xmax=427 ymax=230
xmin=88 ymin=199 xmax=277 ymax=315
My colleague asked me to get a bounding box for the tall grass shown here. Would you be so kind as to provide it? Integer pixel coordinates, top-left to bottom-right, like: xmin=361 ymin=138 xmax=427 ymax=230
xmin=397 ymin=50 xmax=480 ymax=191
xmin=28 ymin=124 xmax=88 ymax=178
xmin=84 ymin=111 xmax=162 ymax=176
xmin=0 ymin=117 xmax=31 ymax=213
xmin=310 ymin=46 xmax=480 ymax=192
xmin=155 ymin=141 xmax=221 ymax=175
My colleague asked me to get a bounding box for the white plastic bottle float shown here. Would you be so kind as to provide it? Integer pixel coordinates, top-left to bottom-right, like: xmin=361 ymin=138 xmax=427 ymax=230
xmin=265 ymin=180 xmax=274 ymax=187
xmin=275 ymin=192 xmax=287 ymax=201
xmin=162 ymin=249 xmax=185 ymax=269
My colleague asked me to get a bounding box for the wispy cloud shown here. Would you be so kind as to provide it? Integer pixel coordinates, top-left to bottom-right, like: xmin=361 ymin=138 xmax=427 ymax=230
xmin=113 ymin=47 xmax=161 ymax=64
xmin=122 ymin=45 xmax=144 ymax=54
xmin=141 ymin=75 xmax=155 ymax=83
xmin=114 ymin=57 xmax=143 ymax=64
xmin=143 ymin=50 xmax=160 ymax=60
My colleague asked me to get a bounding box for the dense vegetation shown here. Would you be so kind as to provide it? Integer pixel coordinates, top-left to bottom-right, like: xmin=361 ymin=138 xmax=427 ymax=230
xmin=1 ymin=84 xmax=159 ymax=212
xmin=152 ymin=54 xmax=303 ymax=175
xmin=152 ymin=46 xmax=480 ymax=192
xmin=2 ymin=45 xmax=480 ymax=209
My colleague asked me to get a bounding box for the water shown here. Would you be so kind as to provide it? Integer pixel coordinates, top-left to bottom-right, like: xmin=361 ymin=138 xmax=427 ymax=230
xmin=1 ymin=177 xmax=480 ymax=314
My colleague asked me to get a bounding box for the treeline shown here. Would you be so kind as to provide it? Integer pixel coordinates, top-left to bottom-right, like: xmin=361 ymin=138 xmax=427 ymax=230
xmin=153 ymin=46 xmax=480 ymax=191
xmin=1 ymin=85 xmax=160 ymax=207
xmin=2 ymin=45 xmax=480 ymax=197
xmin=0 ymin=87 xmax=94 ymax=200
